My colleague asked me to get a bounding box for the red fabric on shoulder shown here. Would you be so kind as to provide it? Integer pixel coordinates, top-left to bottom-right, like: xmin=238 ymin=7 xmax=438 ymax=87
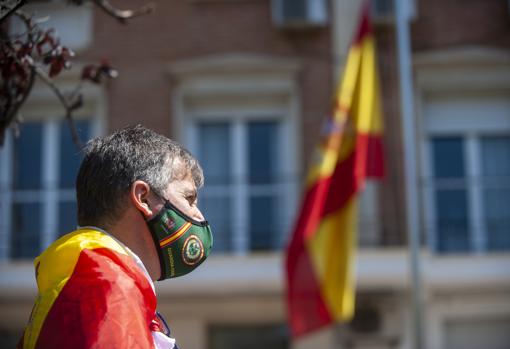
xmin=35 ymin=247 xmax=156 ymax=349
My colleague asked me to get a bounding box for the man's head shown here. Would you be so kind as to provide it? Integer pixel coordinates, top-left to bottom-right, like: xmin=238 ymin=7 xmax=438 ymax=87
xmin=76 ymin=124 xmax=204 ymax=229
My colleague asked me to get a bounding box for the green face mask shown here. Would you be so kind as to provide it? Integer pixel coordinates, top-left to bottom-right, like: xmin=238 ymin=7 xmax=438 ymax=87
xmin=146 ymin=200 xmax=213 ymax=280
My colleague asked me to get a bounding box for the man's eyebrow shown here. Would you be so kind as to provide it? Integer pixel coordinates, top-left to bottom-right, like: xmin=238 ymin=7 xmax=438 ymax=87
xmin=182 ymin=187 xmax=197 ymax=196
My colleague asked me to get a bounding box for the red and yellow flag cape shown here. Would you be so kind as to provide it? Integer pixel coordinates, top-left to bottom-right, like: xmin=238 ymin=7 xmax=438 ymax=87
xmin=18 ymin=228 xmax=158 ymax=349
xmin=285 ymin=4 xmax=384 ymax=337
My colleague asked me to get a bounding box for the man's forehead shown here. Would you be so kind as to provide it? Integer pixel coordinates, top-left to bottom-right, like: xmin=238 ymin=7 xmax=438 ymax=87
xmin=176 ymin=177 xmax=197 ymax=193
xmin=165 ymin=167 xmax=196 ymax=193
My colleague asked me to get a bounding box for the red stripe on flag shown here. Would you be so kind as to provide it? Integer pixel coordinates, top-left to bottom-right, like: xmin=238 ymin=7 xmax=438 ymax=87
xmin=35 ymin=248 xmax=156 ymax=349
xmin=300 ymin=178 xmax=333 ymax=240
xmin=285 ymin=133 xmax=383 ymax=337
xmin=323 ymin=133 xmax=384 ymax=217
xmin=353 ymin=2 xmax=373 ymax=45
xmin=364 ymin=134 xmax=384 ymax=178
xmin=290 ymin=133 xmax=383 ymax=242
xmin=286 ymin=176 xmax=337 ymax=336
xmin=286 ymin=231 xmax=332 ymax=337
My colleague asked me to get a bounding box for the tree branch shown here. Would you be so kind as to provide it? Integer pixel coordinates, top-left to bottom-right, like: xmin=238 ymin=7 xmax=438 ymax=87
xmin=0 ymin=10 xmax=35 ymax=145
xmin=32 ymin=64 xmax=84 ymax=148
xmin=2 ymin=10 xmax=85 ymax=148
xmin=0 ymin=65 xmax=35 ymax=145
xmin=1 ymin=1 xmax=147 ymax=147
xmin=91 ymin=0 xmax=155 ymax=24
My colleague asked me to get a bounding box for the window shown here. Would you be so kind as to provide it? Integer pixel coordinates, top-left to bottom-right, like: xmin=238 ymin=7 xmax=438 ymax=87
xmin=430 ymin=136 xmax=510 ymax=252
xmin=423 ymin=95 xmax=510 ymax=253
xmin=431 ymin=136 xmax=469 ymax=252
xmin=191 ymin=117 xmax=295 ymax=253
xmin=480 ymin=137 xmax=510 ymax=251
xmin=169 ymin=54 xmax=301 ymax=255
xmin=271 ymin=0 xmax=328 ymax=28
xmin=9 ymin=1 xmax=93 ymax=51
xmin=445 ymin=317 xmax=510 ymax=349
xmin=209 ymin=324 xmax=288 ymax=349
xmin=0 ymin=119 xmax=94 ymax=260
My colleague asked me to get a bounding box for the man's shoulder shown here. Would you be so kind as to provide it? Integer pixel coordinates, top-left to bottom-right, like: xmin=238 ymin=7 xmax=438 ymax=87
xmin=23 ymin=230 xmax=157 ymax=349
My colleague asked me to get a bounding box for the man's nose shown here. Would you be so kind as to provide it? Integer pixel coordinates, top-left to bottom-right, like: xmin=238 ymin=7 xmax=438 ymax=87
xmin=192 ymin=208 xmax=205 ymax=222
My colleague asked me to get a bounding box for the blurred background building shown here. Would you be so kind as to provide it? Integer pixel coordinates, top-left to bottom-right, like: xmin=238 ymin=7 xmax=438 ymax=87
xmin=1 ymin=0 xmax=509 ymax=348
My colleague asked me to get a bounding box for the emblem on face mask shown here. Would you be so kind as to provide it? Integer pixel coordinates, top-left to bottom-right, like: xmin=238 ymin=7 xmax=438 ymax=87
xmin=182 ymin=235 xmax=204 ymax=265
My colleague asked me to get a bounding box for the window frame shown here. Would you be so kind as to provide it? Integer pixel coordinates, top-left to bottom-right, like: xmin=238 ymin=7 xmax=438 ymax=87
xmin=0 ymin=118 xmax=101 ymax=260
xmin=187 ymin=110 xmax=294 ymax=254
xmin=415 ymin=47 xmax=510 ymax=254
xmin=424 ymin=131 xmax=510 ymax=253
xmin=168 ymin=54 xmax=302 ymax=255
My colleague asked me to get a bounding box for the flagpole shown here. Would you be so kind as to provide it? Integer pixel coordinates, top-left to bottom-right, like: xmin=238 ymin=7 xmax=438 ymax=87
xmin=395 ymin=0 xmax=425 ymax=348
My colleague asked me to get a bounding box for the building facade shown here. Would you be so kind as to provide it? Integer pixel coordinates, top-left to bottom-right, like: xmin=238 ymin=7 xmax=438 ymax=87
xmin=1 ymin=0 xmax=509 ymax=348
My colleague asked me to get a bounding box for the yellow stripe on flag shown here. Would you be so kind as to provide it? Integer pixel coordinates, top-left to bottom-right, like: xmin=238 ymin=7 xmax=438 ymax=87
xmin=306 ymin=197 xmax=357 ymax=321
xmin=356 ymin=37 xmax=383 ymax=135
xmin=306 ymin=34 xmax=382 ymax=185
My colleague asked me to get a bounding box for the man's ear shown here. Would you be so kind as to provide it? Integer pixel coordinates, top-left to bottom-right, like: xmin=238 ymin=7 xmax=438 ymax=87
xmin=130 ymin=180 xmax=155 ymax=219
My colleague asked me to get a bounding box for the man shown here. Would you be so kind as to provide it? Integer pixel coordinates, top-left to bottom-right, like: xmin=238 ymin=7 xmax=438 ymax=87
xmin=17 ymin=125 xmax=213 ymax=349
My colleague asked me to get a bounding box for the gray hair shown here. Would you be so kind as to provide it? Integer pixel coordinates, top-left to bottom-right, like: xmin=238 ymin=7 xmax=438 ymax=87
xmin=76 ymin=124 xmax=203 ymax=228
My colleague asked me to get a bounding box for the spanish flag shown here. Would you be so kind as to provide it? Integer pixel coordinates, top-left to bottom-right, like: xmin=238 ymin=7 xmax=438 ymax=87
xmin=18 ymin=228 xmax=162 ymax=349
xmin=285 ymin=3 xmax=384 ymax=337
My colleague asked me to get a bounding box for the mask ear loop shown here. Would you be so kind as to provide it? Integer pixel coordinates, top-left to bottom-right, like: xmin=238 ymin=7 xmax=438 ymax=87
xmin=146 ymin=202 xmax=167 ymax=224
xmin=147 ymin=187 xmax=208 ymax=226
xmin=142 ymin=206 xmax=167 ymax=281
